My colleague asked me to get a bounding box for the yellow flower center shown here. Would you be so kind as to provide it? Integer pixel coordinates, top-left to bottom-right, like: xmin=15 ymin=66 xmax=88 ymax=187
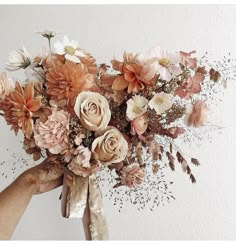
xmin=155 ymin=97 xmax=164 ymax=105
xmin=64 ymin=46 xmax=76 ymax=55
xmin=133 ymin=105 xmax=142 ymax=114
xmin=159 ymin=58 xmax=170 ymax=67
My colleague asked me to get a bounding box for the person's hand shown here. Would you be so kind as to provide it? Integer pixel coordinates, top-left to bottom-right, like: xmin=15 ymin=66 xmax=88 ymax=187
xmin=19 ymin=157 xmax=64 ymax=195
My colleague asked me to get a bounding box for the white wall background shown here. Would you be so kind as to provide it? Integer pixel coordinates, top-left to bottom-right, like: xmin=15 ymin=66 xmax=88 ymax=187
xmin=0 ymin=4 xmax=236 ymax=240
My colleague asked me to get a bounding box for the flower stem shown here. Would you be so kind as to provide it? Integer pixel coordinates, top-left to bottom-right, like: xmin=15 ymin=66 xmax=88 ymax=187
xmin=48 ymin=38 xmax=52 ymax=53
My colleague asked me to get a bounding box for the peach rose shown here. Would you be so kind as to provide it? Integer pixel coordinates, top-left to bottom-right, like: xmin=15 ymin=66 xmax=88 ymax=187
xmin=130 ymin=114 xmax=148 ymax=135
xmin=74 ymin=91 xmax=111 ymax=131
xmin=34 ymin=109 xmax=69 ymax=154
xmin=185 ymin=100 xmax=208 ymax=127
xmin=91 ymin=127 xmax=128 ymax=165
xmin=120 ymin=163 xmax=145 ymax=188
xmin=0 ymin=72 xmax=14 ymax=100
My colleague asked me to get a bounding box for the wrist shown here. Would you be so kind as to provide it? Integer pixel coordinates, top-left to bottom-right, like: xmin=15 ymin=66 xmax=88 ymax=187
xmin=16 ymin=171 xmax=38 ymax=196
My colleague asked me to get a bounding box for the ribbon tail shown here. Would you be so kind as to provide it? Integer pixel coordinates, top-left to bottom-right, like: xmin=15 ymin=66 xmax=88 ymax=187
xmin=88 ymin=174 xmax=109 ymax=240
xmin=61 ymin=172 xmax=109 ymax=240
xmin=61 ymin=172 xmax=89 ymax=218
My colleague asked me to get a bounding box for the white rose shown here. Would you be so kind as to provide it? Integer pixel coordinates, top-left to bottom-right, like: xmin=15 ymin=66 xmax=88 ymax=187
xmin=74 ymin=91 xmax=111 ymax=131
xmin=91 ymin=127 xmax=128 ymax=165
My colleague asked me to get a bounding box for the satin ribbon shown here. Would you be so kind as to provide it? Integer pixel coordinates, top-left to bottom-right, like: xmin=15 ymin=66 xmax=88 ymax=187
xmin=61 ymin=172 xmax=109 ymax=240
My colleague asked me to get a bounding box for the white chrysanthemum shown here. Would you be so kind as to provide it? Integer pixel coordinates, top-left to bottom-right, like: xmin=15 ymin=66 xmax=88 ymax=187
xmin=54 ymin=35 xmax=85 ymax=63
xmin=5 ymin=47 xmax=31 ymax=71
xmin=149 ymin=92 xmax=173 ymax=114
xmin=126 ymin=95 xmax=148 ymax=121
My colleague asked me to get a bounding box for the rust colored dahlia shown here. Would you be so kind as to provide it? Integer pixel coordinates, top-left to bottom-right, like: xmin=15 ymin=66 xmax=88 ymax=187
xmin=0 ymin=82 xmax=42 ymax=138
xmin=111 ymin=52 xmax=155 ymax=93
xmin=45 ymin=61 xmax=95 ymax=107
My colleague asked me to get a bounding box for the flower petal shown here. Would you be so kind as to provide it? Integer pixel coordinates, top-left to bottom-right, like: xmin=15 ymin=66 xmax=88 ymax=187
xmin=112 ymin=76 xmax=129 ymax=90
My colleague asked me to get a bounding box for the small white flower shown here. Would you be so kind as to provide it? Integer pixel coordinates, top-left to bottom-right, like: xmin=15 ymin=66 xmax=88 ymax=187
xmin=54 ymin=35 xmax=86 ymax=63
xmin=37 ymin=29 xmax=56 ymax=39
xmin=5 ymin=47 xmax=31 ymax=71
xmin=25 ymin=64 xmax=45 ymax=83
xmin=0 ymin=72 xmax=14 ymax=100
xmin=148 ymin=46 xmax=182 ymax=81
xmin=126 ymin=95 xmax=148 ymax=121
xmin=149 ymin=92 xmax=173 ymax=114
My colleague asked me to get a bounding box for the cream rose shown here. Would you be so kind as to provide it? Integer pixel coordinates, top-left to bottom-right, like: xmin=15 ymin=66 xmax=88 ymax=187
xmin=74 ymin=91 xmax=111 ymax=131
xmin=91 ymin=127 xmax=128 ymax=165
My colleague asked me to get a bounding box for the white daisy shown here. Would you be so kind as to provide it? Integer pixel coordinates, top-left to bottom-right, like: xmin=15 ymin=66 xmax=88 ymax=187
xmin=126 ymin=95 xmax=148 ymax=121
xmin=149 ymin=92 xmax=173 ymax=114
xmin=5 ymin=47 xmax=31 ymax=71
xmin=54 ymin=35 xmax=85 ymax=63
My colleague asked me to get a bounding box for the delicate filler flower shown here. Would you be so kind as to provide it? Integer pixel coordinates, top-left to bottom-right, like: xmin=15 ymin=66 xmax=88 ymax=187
xmin=130 ymin=114 xmax=148 ymax=135
xmin=148 ymin=46 xmax=182 ymax=81
xmin=5 ymin=47 xmax=31 ymax=71
xmin=149 ymin=92 xmax=173 ymax=114
xmin=45 ymin=60 xmax=94 ymax=107
xmin=34 ymin=109 xmax=69 ymax=154
xmin=0 ymin=82 xmax=41 ymax=138
xmin=126 ymin=95 xmax=148 ymax=121
xmin=0 ymin=72 xmax=14 ymax=100
xmin=74 ymin=91 xmax=111 ymax=131
xmin=185 ymin=100 xmax=208 ymax=127
xmin=120 ymin=163 xmax=145 ymax=188
xmin=54 ymin=35 xmax=86 ymax=63
xmin=92 ymin=127 xmax=128 ymax=165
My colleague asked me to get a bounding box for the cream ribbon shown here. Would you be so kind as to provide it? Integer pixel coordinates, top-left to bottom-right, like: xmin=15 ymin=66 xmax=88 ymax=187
xmin=61 ymin=172 xmax=109 ymax=240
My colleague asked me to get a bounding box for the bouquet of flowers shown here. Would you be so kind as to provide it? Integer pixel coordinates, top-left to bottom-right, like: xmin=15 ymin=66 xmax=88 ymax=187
xmin=0 ymin=30 xmax=232 ymax=240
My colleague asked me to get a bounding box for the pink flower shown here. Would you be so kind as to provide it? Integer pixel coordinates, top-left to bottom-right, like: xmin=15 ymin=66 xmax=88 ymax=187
xmin=180 ymin=51 xmax=197 ymax=69
xmin=147 ymin=46 xmax=182 ymax=81
xmin=67 ymin=146 xmax=98 ymax=177
xmin=175 ymin=73 xmax=204 ymax=99
xmin=34 ymin=109 xmax=69 ymax=154
xmin=130 ymin=114 xmax=148 ymax=135
xmin=185 ymin=100 xmax=208 ymax=127
xmin=74 ymin=133 xmax=86 ymax=145
xmin=135 ymin=53 xmax=159 ymax=81
xmin=120 ymin=163 xmax=145 ymax=188
xmin=0 ymin=72 xmax=14 ymax=100
xmin=65 ymin=145 xmax=99 ymax=177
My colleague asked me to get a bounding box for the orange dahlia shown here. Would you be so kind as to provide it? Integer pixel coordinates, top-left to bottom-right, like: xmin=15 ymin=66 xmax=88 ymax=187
xmin=111 ymin=52 xmax=155 ymax=93
xmin=0 ymin=82 xmax=42 ymax=138
xmin=45 ymin=60 xmax=95 ymax=107
xmin=80 ymin=52 xmax=98 ymax=75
